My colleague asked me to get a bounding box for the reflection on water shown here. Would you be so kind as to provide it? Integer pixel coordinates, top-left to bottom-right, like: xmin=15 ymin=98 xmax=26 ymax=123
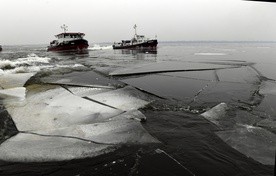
xmin=114 ymin=48 xmax=157 ymax=60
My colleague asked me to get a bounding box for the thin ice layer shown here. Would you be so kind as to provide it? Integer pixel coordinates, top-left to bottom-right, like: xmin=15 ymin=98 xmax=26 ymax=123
xmin=41 ymin=70 xmax=124 ymax=88
xmin=216 ymin=67 xmax=260 ymax=84
xmin=122 ymin=74 xmax=211 ymax=101
xmin=201 ymin=103 xmax=276 ymax=165
xmin=259 ymin=81 xmax=276 ymax=95
xmin=5 ymin=85 xmax=123 ymax=131
xmin=87 ymin=86 xmax=151 ymax=111
xmin=109 ymin=61 xmax=236 ymax=76
xmin=191 ymin=81 xmax=258 ymax=106
xmin=158 ymin=70 xmax=217 ymax=81
xmin=254 ymin=63 xmax=276 ymax=81
xmin=216 ymin=125 xmax=276 ymax=165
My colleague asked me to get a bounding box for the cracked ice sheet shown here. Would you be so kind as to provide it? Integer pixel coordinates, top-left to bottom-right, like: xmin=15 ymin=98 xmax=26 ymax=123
xmin=216 ymin=125 xmax=276 ymax=165
xmin=41 ymin=70 xmax=124 ymax=88
xmin=158 ymin=70 xmax=217 ymax=81
xmin=254 ymin=81 xmax=276 ymax=134
xmin=190 ymin=81 xmax=257 ymax=107
xmin=216 ymin=66 xmax=260 ymax=84
xmin=66 ymin=86 xmax=110 ymax=97
xmin=109 ymin=61 xmax=236 ymax=76
xmin=0 ymin=133 xmax=113 ymax=162
xmin=87 ymin=86 xmax=152 ymax=111
xmin=259 ymin=81 xmax=276 ymax=95
xmin=158 ymin=66 xmax=260 ymax=84
xmin=201 ymin=103 xmax=276 ymax=165
xmin=122 ymin=74 xmax=211 ymax=102
xmin=0 ymin=112 xmax=159 ymax=162
xmin=201 ymin=104 xmax=263 ymax=130
xmin=4 ymin=85 xmax=123 ymax=131
xmin=0 ymin=73 xmax=34 ymax=89
xmin=254 ymin=63 xmax=276 ymax=81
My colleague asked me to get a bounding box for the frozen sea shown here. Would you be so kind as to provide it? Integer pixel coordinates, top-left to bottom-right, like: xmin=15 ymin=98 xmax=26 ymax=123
xmin=0 ymin=42 xmax=275 ymax=176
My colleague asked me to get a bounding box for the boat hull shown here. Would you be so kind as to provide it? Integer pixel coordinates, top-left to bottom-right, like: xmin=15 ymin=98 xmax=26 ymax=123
xmin=47 ymin=39 xmax=89 ymax=52
xmin=113 ymin=39 xmax=158 ymax=49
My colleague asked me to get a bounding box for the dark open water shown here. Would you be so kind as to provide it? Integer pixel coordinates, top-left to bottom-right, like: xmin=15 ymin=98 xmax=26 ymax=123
xmin=0 ymin=42 xmax=275 ymax=175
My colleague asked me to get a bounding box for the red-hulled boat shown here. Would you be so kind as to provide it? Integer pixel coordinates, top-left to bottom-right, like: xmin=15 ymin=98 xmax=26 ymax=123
xmin=113 ymin=25 xmax=158 ymax=49
xmin=47 ymin=25 xmax=89 ymax=52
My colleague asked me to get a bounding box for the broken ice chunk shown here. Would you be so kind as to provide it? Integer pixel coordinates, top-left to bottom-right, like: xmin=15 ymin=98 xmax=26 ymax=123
xmin=201 ymin=103 xmax=229 ymax=126
xmin=0 ymin=73 xmax=34 ymax=89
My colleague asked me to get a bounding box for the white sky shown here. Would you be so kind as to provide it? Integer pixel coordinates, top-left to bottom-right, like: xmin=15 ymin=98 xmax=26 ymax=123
xmin=0 ymin=0 xmax=275 ymax=45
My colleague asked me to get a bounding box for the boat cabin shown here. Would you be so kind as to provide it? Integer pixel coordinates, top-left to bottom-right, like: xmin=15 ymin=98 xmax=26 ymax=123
xmin=131 ymin=35 xmax=147 ymax=43
xmin=55 ymin=32 xmax=85 ymax=39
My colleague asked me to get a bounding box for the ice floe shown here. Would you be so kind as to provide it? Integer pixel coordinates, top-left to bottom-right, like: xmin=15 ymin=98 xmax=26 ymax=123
xmin=216 ymin=67 xmax=260 ymax=84
xmin=0 ymin=73 xmax=34 ymax=89
xmin=87 ymin=86 xmax=151 ymax=111
xmin=4 ymin=85 xmax=123 ymax=131
xmin=0 ymin=82 xmax=159 ymax=162
xmin=0 ymin=87 xmax=26 ymax=100
xmin=201 ymin=102 xmax=276 ymax=165
xmin=0 ymin=132 xmax=114 ymax=162
xmin=0 ymin=110 xmax=159 ymax=162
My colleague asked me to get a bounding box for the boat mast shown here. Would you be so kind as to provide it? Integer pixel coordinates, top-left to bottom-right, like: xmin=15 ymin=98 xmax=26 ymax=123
xmin=61 ymin=24 xmax=68 ymax=33
xmin=133 ymin=24 xmax=137 ymax=37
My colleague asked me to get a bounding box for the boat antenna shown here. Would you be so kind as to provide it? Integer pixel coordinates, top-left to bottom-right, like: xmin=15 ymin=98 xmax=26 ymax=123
xmin=133 ymin=24 xmax=137 ymax=36
xmin=61 ymin=24 xmax=68 ymax=33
